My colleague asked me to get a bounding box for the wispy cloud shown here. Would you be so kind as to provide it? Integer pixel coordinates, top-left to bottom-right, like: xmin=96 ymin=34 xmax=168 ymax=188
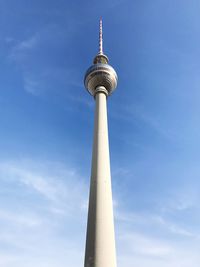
xmin=0 ymin=159 xmax=87 ymax=267
xmin=116 ymin=207 xmax=199 ymax=239
xmin=118 ymin=231 xmax=172 ymax=257
xmin=0 ymin=160 xmax=87 ymax=215
xmin=0 ymin=210 xmax=41 ymax=228
xmin=119 ymin=231 xmax=200 ymax=267
xmin=23 ymin=66 xmax=81 ymax=98
xmin=10 ymin=35 xmax=38 ymax=60
xmin=116 ymin=209 xmax=200 ymax=267
xmin=0 ymin=158 xmax=200 ymax=267
xmin=112 ymin=102 xmax=176 ymax=140
xmin=7 ymin=25 xmax=81 ymax=96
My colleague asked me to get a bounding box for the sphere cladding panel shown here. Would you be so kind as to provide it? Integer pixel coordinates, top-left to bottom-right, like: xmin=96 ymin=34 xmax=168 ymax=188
xmin=84 ymin=64 xmax=118 ymax=96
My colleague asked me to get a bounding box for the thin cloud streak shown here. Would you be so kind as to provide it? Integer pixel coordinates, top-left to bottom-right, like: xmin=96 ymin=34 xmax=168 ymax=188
xmin=7 ymin=25 xmax=81 ymax=96
xmin=0 ymin=159 xmax=87 ymax=267
xmin=0 ymin=160 xmax=88 ymax=215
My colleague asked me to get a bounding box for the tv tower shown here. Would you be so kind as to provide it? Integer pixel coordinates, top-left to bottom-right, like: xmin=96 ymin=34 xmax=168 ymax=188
xmin=84 ymin=18 xmax=118 ymax=267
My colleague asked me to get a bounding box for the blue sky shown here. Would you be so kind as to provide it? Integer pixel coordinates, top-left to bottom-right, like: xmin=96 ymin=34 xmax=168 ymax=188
xmin=0 ymin=0 xmax=200 ymax=266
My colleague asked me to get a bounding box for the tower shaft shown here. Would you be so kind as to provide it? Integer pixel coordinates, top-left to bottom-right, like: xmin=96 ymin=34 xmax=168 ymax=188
xmin=84 ymin=87 xmax=117 ymax=267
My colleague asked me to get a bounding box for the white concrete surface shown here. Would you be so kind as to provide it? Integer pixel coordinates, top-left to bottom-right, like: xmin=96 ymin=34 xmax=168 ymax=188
xmin=84 ymin=87 xmax=117 ymax=267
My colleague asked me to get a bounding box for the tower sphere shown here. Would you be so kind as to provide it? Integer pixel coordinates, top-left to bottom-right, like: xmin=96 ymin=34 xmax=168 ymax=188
xmin=84 ymin=62 xmax=118 ymax=96
xmin=84 ymin=18 xmax=118 ymax=97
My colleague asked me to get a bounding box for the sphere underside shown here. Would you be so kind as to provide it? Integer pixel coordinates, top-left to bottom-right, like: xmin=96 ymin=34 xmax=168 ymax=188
xmin=84 ymin=63 xmax=118 ymax=96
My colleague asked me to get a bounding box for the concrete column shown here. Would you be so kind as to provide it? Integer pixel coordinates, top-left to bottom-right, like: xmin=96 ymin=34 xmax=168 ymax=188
xmin=84 ymin=87 xmax=117 ymax=267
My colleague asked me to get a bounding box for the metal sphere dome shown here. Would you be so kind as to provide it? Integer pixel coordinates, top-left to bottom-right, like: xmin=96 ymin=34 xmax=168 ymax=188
xmin=84 ymin=63 xmax=118 ymax=96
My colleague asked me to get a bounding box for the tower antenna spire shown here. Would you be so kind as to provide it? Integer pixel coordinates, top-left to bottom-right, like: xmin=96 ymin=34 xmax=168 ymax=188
xmin=99 ymin=17 xmax=103 ymax=54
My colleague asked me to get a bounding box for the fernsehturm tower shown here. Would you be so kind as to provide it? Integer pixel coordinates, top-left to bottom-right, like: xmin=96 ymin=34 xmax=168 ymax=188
xmin=84 ymin=18 xmax=118 ymax=267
